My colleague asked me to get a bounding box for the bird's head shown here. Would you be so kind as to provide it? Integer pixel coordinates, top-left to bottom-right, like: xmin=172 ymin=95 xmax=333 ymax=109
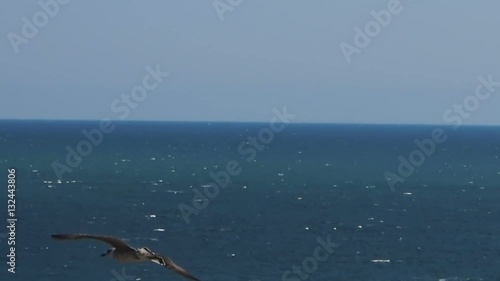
xmin=100 ymin=248 xmax=114 ymax=257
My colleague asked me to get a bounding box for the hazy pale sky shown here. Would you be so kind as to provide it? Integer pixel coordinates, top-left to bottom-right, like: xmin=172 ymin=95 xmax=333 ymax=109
xmin=1 ymin=0 xmax=500 ymax=124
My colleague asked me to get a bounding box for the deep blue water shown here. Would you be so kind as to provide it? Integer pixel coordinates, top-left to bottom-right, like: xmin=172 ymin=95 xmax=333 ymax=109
xmin=1 ymin=120 xmax=500 ymax=281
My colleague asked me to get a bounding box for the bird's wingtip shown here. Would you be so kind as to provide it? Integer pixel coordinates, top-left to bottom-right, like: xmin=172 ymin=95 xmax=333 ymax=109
xmin=51 ymin=234 xmax=67 ymax=239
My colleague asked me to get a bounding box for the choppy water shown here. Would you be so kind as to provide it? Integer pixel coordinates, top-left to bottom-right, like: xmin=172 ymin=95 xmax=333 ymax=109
xmin=1 ymin=120 xmax=500 ymax=281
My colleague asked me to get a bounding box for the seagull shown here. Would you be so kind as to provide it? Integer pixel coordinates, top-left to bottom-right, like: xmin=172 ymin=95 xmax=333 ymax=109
xmin=51 ymin=233 xmax=200 ymax=281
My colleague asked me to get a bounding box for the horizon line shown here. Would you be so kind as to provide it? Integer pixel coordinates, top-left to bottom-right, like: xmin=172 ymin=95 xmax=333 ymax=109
xmin=1 ymin=118 xmax=500 ymax=128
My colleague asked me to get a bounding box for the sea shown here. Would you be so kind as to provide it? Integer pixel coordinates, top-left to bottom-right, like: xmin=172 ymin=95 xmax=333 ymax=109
xmin=1 ymin=120 xmax=500 ymax=281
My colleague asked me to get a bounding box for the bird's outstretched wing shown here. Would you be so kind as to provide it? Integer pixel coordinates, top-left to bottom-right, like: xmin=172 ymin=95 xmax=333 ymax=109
xmin=149 ymin=255 xmax=200 ymax=281
xmin=51 ymin=234 xmax=134 ymax=250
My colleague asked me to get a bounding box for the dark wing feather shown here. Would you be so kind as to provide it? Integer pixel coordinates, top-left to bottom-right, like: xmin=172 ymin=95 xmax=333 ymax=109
xmin=150 ymin=255 xmax=200 ymax=281
xmin=51 ymin=234 xmax=134 ymax=250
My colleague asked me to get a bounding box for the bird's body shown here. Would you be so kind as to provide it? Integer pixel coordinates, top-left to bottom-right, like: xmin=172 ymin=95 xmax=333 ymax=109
xmin=109 ymin=247 xmax=146 ymax=263
xmin=51 ymin=233 xmax=200 ymax=281
xmin=108 ymin=246 xmax=161 ymax=263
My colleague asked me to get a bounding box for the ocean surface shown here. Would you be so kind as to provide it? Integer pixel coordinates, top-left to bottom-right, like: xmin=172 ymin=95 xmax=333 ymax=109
xmin=1 ymin=120 xmax=500 ymax=281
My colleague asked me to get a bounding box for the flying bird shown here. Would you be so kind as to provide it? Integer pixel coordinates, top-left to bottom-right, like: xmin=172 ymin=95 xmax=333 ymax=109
xmin=51 ymin=233 xmax=200 ymax=281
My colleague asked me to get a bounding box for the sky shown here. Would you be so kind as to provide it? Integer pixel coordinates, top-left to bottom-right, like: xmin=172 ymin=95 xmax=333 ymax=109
xmin=1 ymin=0 xmax=500 ymax=125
